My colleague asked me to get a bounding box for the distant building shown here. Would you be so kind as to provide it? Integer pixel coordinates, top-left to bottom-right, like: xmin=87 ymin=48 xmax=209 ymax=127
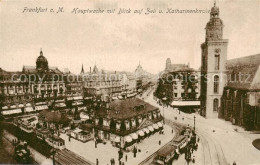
xmin=0 ymin=49 xmax=83 ymax=117
xmin=155 ymin=58 xmax=200 ymax=111
xmin=134 ymin=63 xmax=155 ymax=91
xmin=82 ymin=65 xmax=123 ymax=99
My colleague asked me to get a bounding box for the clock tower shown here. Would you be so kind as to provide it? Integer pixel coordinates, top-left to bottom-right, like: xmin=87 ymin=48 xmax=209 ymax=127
xmin=200 ymin=2 xmax=228 ymax=118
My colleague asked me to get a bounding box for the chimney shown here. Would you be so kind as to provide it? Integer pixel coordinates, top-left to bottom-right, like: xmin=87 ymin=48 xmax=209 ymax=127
xmin=90 ymin=67 xmax=92 ymax=73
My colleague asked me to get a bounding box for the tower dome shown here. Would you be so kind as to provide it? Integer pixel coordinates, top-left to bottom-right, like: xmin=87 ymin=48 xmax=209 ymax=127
xmin=36 ymin=49 xmax=49 ymax=72
xmin=205 ymin=1 xmax=224 ymax=41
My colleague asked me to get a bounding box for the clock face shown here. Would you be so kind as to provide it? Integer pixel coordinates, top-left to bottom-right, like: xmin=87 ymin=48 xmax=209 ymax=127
xmin=215 ymin=48 xmax=221 ymax=53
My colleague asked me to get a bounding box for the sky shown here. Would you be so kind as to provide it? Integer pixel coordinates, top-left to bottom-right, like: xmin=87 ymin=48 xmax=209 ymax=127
xmin=0 ymin=0 xmax=259 ymax=74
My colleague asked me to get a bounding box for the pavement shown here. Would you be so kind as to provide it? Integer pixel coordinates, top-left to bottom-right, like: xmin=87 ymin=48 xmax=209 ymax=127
xmin=60 ymin=124 xmax=174 ymax=165
xmin=143 ymin=91 xmax=260 ymax=165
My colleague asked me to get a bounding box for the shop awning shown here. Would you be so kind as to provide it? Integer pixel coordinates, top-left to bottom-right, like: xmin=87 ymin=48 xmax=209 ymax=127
xmin=114 ymin=136 xmax=120 ymax=143
xmin=112 ymin=97 xmax=118 ymax=100
xmin=84 ymin=97 xmax=92 ymax=100
xmin=73 ymin=96 xmax=83 ymax=100
xmin=2 ymin=111 xmax=9 ymax=115
xmin=152 ymin=124 xmax=159 ymax=130
xmin=171 ymin=100 xmax=200 ymax=106
xmin=143 ymin=128 xmax=150 ymax=134
xmin=130 ymin=133 xmax=138 ymax=140
xmin=137 ymin=130 xmax=145 ymax=137
xmin=148 ymin=126 xmax=154 ymax=132
xmin=2 ymin=109 xmax=22 ymax=115
xmin=35 ymin=105 xmax=48 ymax=111
xmin=26 ymin=103 xmax=32 ymax=106
xmin=124 ymin=136 xmax=132 ymax=143
xmin=56 ymin=99 xmax=65 ymax=103
xmin=25 ymin=107 xmax=34 ymax=112
xmin=12 ymin=109 xmax=22 ymax=114
xmin=2 ymin=106 xmax=8 ymax=110
xmin=118 ymin=96 xmax=123 ymax=100
xmin=80 ymin=113 xmax=89 ymax=120
xmin=72 ymin=101 xmax=83 ymax=106
xmin=67 ymin=97 xmax=74 ymax=101
xmin=157 ymin=122 xmax=163 ymax=128
xmin=55 ymin=103 xmax=66 ymax=108
xmin=10 ymin=105 xmax=16 ymax=108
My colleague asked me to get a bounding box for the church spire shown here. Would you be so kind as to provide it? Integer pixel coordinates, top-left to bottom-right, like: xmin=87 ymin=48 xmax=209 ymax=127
xmin=40 ymin=48 xmax=43 ymax=56
xmin=80 ymin=64 xmax=84 ymax=74
xmin=205 ymin=0 xmax=223 ymax=41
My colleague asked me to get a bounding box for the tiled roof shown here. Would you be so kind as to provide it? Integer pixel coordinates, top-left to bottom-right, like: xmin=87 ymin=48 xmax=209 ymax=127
xmin=97 ymin=98 xmax=158 ymax=120
xmin=226 ymin=54 xmax=260 ymax=90
xmin=22 ymin=65 xmax=63 ymax=74
xmin=166 ymin=64 xmax=194 ymax=72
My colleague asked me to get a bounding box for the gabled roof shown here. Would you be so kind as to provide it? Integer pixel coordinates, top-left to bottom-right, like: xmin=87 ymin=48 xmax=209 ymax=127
xmin=226 ymin=54 xmax=260 ymax=90
xmin=97 ymin=98 xmax=158 ymax=120
xmin=166 ymin=64 xmax=194 ymax=72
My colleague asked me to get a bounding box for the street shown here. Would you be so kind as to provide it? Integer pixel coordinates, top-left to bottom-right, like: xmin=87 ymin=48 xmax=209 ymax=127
xmin=143 ymin=89 xmax=260 ymax=165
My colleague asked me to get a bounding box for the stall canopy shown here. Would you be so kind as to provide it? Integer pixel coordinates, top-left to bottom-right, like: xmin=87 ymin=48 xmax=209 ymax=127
xmin=35 ymin=105 xmax=48 ymax=111
xmin=55 ymin=103 xmax=66 ymax=108
xmin=25 ymin=107 xmax=34 ymax=112
xmin=143 ymin=128 xmax=150 ymax=134
xmin=148 ymin=126 xmax=154 ymax=132
xmin=2 ymin=106 xmax=8 ymax=110
xmin=152 ymin=123 xmax=159 ymax=130
xmin=73 ymin=96 xmax=83 ymax=100
xmin=137 ymin=130 xmax=145 ymax=137
xmin=130 ymin=133 xmax=138 ymax=140
xmin=157 ymin=122 xmax=163 ymax=128
xmin=2 ymin=109 xmax=22 ymax=115
xmin=124 ymin=136 xmax=132 ymax=143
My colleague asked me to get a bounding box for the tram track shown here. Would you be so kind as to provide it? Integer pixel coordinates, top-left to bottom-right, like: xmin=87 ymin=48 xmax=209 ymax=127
xmin=197 ymin=129 xmax=227 ymax=165
xmin=138 ymin=120 xmax=184 ymax=165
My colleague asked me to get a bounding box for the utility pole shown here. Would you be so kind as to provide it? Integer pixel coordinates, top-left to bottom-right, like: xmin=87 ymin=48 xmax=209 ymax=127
xmin=194 ymin=115 xmax=196 ymax=131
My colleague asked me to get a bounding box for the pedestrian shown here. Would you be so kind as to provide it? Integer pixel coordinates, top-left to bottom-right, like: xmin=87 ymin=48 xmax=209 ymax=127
xmin=233 ymin=161 xmax=236 ymax=165
xmin=197 ymin=137 xmax=200 ymax=143
xmin=159 ymin=140 xmax=161 ymax=145
xmin=125 ymin=154 xmax=127 ymax=162
xmin=96 ymin=158 xmax=99 ymax=165
xmin=95 ymin=141 xmax=97 ymax=148
xmin=172 ymin=129 xmax=174 ymax=134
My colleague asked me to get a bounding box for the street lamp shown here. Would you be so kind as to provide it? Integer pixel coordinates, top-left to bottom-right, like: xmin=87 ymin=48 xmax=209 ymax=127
xmin=194 ymin=115 xmax=196 ymax=131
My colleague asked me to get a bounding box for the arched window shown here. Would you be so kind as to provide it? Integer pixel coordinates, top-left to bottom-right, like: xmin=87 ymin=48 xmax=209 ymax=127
xmin=215 ymin=54 xmax=220 ymax=70
xmin=214 ymin=75 xmax=219 ymax=93
xmin=213 ymin=98 xmax=219 ymax=112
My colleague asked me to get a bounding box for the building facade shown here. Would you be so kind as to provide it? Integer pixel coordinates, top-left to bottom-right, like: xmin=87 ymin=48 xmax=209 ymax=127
xmin=0 ymin=49 xmax=83 ymax=117
xmin=93 ymin=98 xmax=163 ymax=148
xmin=200 ymin=2 xmax=228 ymax=118
xmin=155 ymin=58 xmax=200 ymax=110
xmin=220 ymin=55 xmax=260 ymax=130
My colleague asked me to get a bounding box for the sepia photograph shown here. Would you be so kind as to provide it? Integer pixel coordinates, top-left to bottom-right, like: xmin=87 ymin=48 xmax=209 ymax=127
xmin=0 ymin=0 xmax=259 ymax=164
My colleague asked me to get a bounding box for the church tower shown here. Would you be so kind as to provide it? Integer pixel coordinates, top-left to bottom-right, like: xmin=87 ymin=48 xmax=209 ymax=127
xmin=200 ymin=1 xmax=228 ymax=118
